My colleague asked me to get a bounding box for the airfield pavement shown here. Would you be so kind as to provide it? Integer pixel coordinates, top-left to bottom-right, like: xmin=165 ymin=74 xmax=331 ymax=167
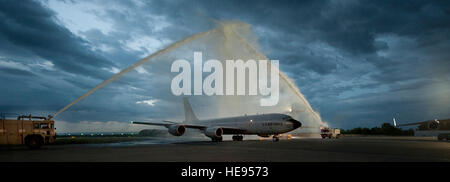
xmin=0 ymin=136 xmax=449 ymax=162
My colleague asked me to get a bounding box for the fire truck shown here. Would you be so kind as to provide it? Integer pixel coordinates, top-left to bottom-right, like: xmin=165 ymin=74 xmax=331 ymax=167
xmin=0 ymin=114 xmax=56 ymax=149
xmin=320 ymin=127 xmax=341 ymax=139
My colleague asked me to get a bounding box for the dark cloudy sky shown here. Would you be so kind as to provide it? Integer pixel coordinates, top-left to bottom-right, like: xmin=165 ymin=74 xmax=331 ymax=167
xmin=0 ymin=0 xmax=449 ymax=129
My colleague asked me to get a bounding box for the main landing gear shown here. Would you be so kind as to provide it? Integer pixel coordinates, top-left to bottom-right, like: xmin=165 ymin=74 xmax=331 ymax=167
xmin=232 ymin=135 xmax=244 ymax=141
xmin=211 ymin=136 xmax=223 ymax=142
xmin=272 ymin=134 xmax=280 ymax=142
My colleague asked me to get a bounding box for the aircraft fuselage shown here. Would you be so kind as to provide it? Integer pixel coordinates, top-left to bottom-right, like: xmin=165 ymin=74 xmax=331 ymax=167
xmin=192 ymin=113 xmax=301 ymax=135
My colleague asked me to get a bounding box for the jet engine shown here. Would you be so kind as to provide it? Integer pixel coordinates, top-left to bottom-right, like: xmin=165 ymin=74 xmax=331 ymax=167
xmin=168 ymin=125 xmax=186 ymax=136
xmin=204 ymin=127 xmax=223 ymax=138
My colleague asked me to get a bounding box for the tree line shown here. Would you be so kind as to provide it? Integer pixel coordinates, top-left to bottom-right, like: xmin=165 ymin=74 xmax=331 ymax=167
xmin=341 ymin=123 xmax=414 ymax=136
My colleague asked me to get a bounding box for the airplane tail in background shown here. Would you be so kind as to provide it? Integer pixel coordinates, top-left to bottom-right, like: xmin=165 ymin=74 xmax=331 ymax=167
xmin=183 ymin=98 xmax=198 ymax=122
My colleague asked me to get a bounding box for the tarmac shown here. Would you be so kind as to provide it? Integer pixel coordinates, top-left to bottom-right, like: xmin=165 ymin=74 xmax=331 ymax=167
xmin=0 ymin=136 xmax=449 ymax=162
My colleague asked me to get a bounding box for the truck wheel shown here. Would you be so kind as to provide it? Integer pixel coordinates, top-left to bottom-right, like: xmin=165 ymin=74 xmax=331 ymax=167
xmin=26 ymin=136 xmax=43 ymax=149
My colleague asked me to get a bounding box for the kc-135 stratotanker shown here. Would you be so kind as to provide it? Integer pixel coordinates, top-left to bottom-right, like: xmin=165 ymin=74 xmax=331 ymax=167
xmin=132 ymin=98 xmax=302 ymax=142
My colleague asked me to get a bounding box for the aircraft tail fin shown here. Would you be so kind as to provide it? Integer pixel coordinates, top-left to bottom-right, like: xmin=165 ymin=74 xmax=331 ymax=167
xmin=183 ymin=98 xmax=198 ymax=122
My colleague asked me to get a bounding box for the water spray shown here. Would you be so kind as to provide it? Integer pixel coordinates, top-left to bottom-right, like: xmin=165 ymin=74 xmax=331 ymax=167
xmin=53 ymin=30 xmax=214 ymax=118
xmin=225 ymin=24 xmax=324 ymax=125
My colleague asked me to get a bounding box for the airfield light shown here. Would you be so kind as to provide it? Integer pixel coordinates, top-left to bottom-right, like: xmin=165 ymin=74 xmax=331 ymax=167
xmin=289 ymin=108 xmax=293 ymax=112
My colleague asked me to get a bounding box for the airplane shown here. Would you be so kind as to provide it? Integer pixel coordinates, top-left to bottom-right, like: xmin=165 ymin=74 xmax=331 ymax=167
xmin=131 ymin=98 xmax=302 ymax=142
xmin=393 ymin=118 xmax=450 ymax=140
xmin=393 ymin=118 xmax=447 ymax=130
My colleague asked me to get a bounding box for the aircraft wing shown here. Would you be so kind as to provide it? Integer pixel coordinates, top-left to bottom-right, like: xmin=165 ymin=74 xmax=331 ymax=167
xmin=131 ymin=121 xmax=247 ymax=133
xmin=131 ymin=121 xmax=172 ymax=127
xmin=396 ymin=121 xmax=431 ymax=127
xmin=131 ymin=121 xmax=207 ymax=129
xmin=393 ymin=118 xmax=436 ymax=127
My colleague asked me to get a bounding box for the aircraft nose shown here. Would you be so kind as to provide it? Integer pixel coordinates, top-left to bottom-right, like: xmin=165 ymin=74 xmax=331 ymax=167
xmin=288 ymin=118 xmax=302 ymax=129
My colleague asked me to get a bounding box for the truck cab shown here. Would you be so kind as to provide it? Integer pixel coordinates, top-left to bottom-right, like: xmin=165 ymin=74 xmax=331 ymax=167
xmin=0 ymin=114 xmax=56 ymax=149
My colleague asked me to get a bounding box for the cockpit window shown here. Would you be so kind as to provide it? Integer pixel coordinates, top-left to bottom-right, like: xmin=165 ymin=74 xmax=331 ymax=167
xmin=283 ymin=116 xmax=293 ymax=120
xmin=287 ymin=118 xmax=297 ymax=122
